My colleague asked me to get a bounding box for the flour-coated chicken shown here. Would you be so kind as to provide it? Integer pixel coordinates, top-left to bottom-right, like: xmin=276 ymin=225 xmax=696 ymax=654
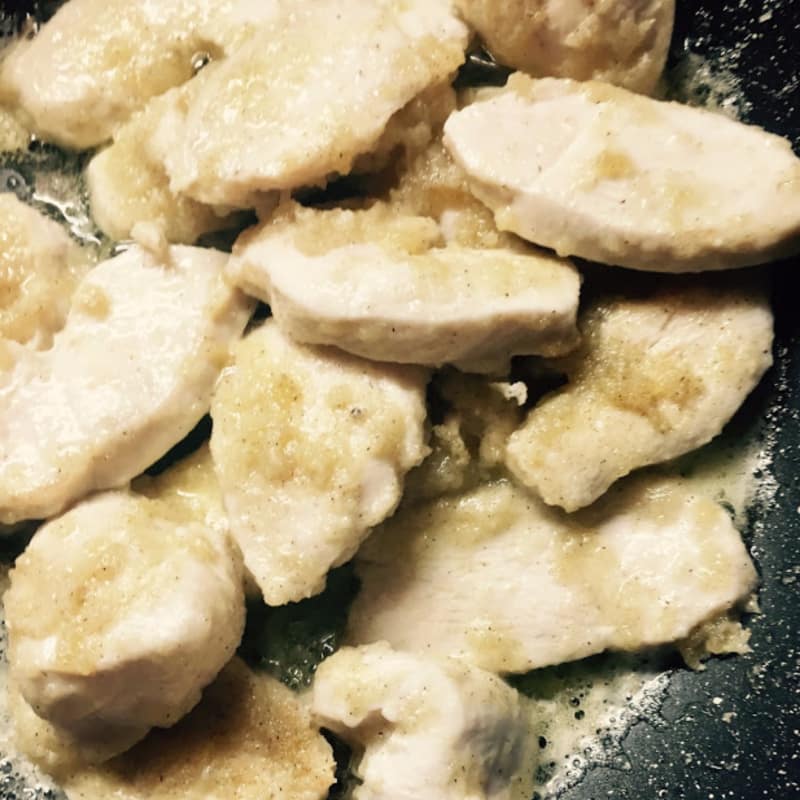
xmin=0 ymin=0 xmax=282 ymax=149
xmin=506 ymin=281 xmax=774 ymax=510
xmin=24 ymin=658 xmax=334 ymax=799
xmin=229 ymin=202 xmax=580 ymax=373
xmin=389 ymin=135 xmax=519 ymax=249
xmin=4 ymin=491 xmax=245 ymax=759
xmin=0 ymin=195 xmax=90 ymax=348
xmin=313 ymin=643 xmax=538 ymax=800
xmin=348 ymin=476 xmax=757 ymax=673
xmin=444 ymin=75 xmax=800 ymax=271
xmin=0 ymin=244 xmax=251 ymax=524
xmin=210 ymin=320 xmax=429 ymax=605
xmin=160 ymin=0 xmax=468 ymax=206
xmin=85 ymin=83 xmax=242 ymax=244
xmin=455 ymin=0 xmax=675 ymax=94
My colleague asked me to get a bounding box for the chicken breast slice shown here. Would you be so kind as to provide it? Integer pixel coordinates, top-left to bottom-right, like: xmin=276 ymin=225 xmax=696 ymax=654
xmin=85 ymin=83 xmax=243 ymax=245
xmin=506 ymin=281 xmax=774 ymax=511
xmin=0 ymin=0 xmax=282 ymax=149
xmin=17 ymin=658 xmax=335 ymax=798
xmin=347 ymin=476 xmax=757 ymax=673
xmin=0 ymin=105 xmax=29 ymax=152
xmin=160 ymin=0 xmax=468 ymax=207
xmin=352 ymin=82 xmax=457 ymax=178
xmin=0 ymin=195 xmax=91 ymax=348
xmin=5 ymin=447 xmax=243 ymax=773
xmin=0 ymin=244 xmax=252 ymax=525
xmin=210 ymin=320 xmax=429 ymax=606
xmin=389 ymin=135 xmax=520 ymax=249
xmin=133 ymin=444 xmax=226 ymax=533
xmin=3 ymin=490 xmax=245 ymax=761
xmin=229 ymin=202 xmax=580 ymax=373
xmin=444 ymin=75 xmax=800 ymax=271
xmin=0 ymin=0 xmax=207 ymax=149
xmin=313 ymin=643 xmax=538 ymax=800
xmin=455 ymin=0 xmax=674 ymax=94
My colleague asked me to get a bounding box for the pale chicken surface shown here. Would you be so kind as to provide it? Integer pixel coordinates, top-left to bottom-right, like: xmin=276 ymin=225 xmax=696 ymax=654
xmin=86 ymin=83 xmax=242 ymax=244
xmin=210 ymin=320 xmax=429 ymax=606
xmin=133 ymin=444 xmax=227 ymax=534
xmin=0 ymin=195 xmax=90 ymax=348
xmin=389 ymin=135 xmax=520 ymax=249
xmin=159 ymin=0 xmax=469 ymax=206
xmin=0 ymin=0 xmax=225 ymax=149
xmin=0 ymin=105 xmax=29 ymax=151
xmin=0 ymin=244 xmax=252 ymax=525
xmin=506 ymin=281 xmax=774 ymax=511
xmin=3 ymin=491 xmax=245 ymax=761
xmin=312 ymin=643 xmax=538 ymax=800
xmin=444 ymin=75 xmax=800 ymax=271
xmin=59 ymin=658 xmax=335 ymax=800
xmin=228 ymin=202 xmax=581 ymax=373
xmin=347 ymin=476 xmax=757 ymax=673
xmin=0 ymin=0 xmax=287 ymax=150
xmin=455 ymin=0 xmax=675 ymax=94
xmin=352 ymin=82 xmax=458 ymax=177
xmin=5 ymin=446 xmax=236 ymax=773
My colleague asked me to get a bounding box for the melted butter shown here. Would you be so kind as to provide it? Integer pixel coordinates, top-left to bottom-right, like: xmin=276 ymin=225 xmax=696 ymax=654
xmin=515 ymin=651 xmax=673 ymax=797
xmin=31 ymin=167 xmax=105 ymax=251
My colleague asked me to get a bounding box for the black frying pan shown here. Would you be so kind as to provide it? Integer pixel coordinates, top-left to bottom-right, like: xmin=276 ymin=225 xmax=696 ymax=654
xmin=0 ymin=2 xmax=798 ymax=799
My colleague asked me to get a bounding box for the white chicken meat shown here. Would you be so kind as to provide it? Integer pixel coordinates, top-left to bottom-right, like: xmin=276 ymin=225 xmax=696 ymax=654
xmin=0 ymin=0 xmax=284 ymax=149
xmin=54 ymin=658 xmax=335 ymax=798
xmin=210 ymin=320 xmax=429 ymax=605
xmin=506 ymin=280 xmax=774 ymax=511
xmin=228 ymin=202 xmax=581 ymax=373
xmin=454 ymin=0 xmax=675 ymax=94
xmin=3 ymin=491 xmax=246 ymax=759
xmin=85 ymin=82 xmax=244 ymax=245
xmin=444 ymin=75 xmax=800 ymax=271
xmin=0 ymin=105 xmax=29 ymax=151
xmin=0 ymin=243 xmax=252 ymax=525
xmin=0 ymin=194 xmax=90 ymax=349
xmin=159 ymin=0 xmax=469 ymax=206
xmin=312 ymin=643 xmax=538 ymax=800
xmin=347 ymin=476 xmax=757 ymax=673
